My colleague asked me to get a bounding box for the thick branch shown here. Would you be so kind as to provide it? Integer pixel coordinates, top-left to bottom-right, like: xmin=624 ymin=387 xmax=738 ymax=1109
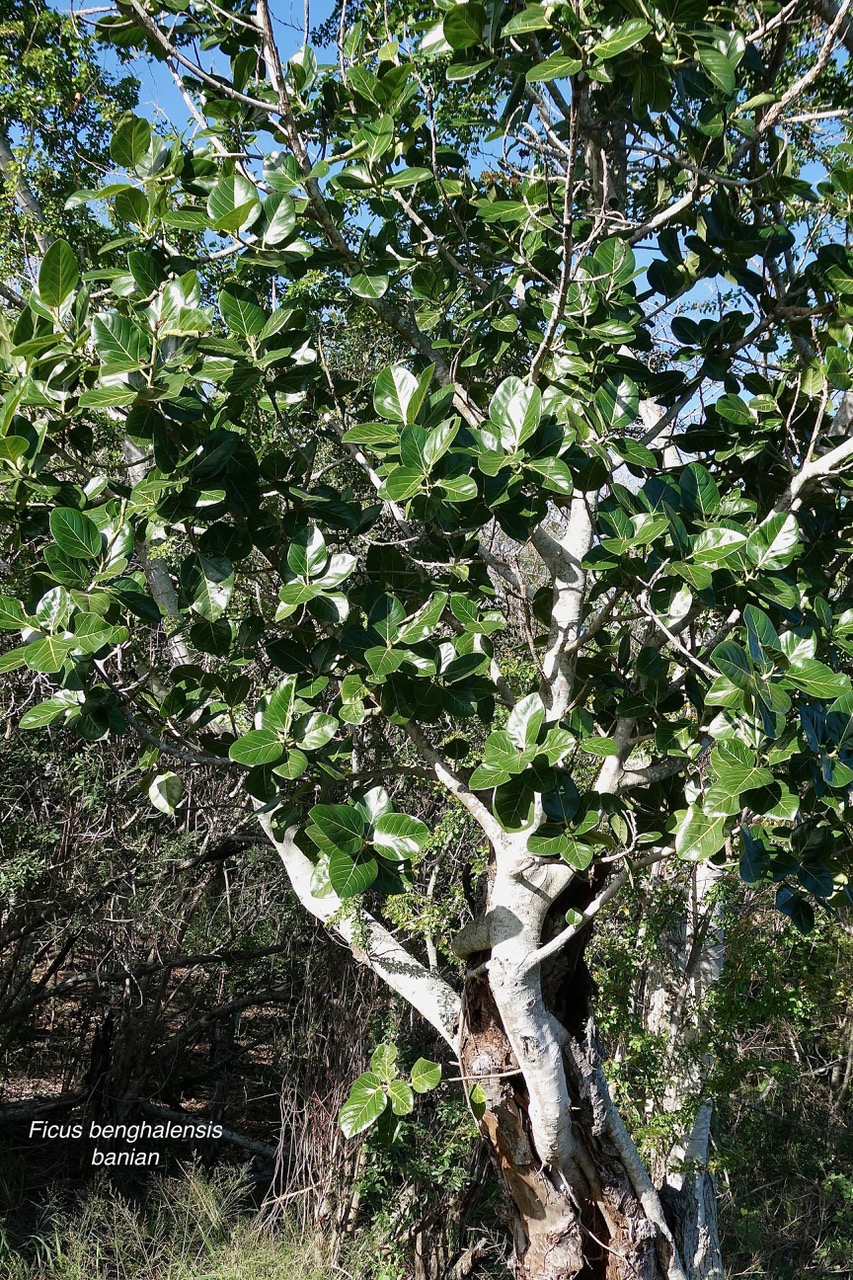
xmin=531 ymin=500 xmax=594 ymax=722
xmin=256 ymin=810 xmax=460 ymax=1046
xmin=777 ymin=431 xmax=853 ymax=510
xmin=527 ymin=851 xmax=668 ymax=970
xmin=808 ymin=0 xmax=853 ymax=53
xmin=404 ymin=721 xmax=507 ymax=845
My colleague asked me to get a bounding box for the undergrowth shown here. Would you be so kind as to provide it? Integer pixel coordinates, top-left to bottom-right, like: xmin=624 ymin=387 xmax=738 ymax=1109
xmin=0 ymin=1163 xmax=389 ymax=1280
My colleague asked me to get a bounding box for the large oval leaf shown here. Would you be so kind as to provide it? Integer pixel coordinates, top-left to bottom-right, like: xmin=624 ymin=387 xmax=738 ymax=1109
xmin=229 ymin=729 xmax=286 ymax=766
xmin=49 ymin=509 xmax=102 ymax=560
xmin=339 ymin=1072 xmax=387 ymax=1137
xmin=39 ymin=240 xmax=79 ymax=308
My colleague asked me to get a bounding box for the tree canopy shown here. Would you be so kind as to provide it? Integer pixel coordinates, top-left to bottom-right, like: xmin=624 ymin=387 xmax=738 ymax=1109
xmin=3 ymin=1 xmax=853 ymax=1276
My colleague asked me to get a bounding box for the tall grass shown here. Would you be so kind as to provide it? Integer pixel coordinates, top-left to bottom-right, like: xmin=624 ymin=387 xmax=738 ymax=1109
xmin=0 ymin=1163 xmax=387 ymax=1280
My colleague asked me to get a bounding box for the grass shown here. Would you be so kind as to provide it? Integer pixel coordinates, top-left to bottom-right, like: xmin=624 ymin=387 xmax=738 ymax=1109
xmin=0 ymin=1163 xmax=382 ymax=1280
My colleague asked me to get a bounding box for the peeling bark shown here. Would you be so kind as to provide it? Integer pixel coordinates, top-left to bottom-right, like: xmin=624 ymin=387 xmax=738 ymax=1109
xmin=457 ymin=840 xmax=689 ymax=1280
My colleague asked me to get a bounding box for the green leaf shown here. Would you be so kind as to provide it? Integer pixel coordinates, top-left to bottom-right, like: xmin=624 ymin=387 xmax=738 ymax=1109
xmin=443 ymin=3 xmax=485 ymax=50
xmin=229 ymin=729 xmax=286 ymax=767
xmin=711 ymin=641 xmax=754 ymax=690
xmin=0 ymin=595 xmax=28 ymax=631
xmin=553 ymin=836 xmax=593 ymax=870
xmin=374 ymin=365 xmax=420 ymax=422
xmin=23 ymin=636 xmax=75 ymax=674
xmin=262 ymin=193 xmax=297 ymax=245
xmin=39 ymin=240 xmax=79 ymax=308
xmin=357 ymin=114 xmax=394 ymax=161
xmin=610 ymin=437 xmax=655 ymax=468
xmin=526 ymin=457 xmax=573 ymax=495
xmin=692 ymin=527 xmax=748 ymax=565
xmin=127 ymin=250 xmax=166 ymax=295
xmin=696 ymin=45 xmax=736 ymax=95
xmin=287 ymin=525 xmax=327 ymax=579
xmin=366 ymin=646 xmax=406 ymax=679
xmin=446 ymin=59 xmax=492 ymax=81
xmin=329 ymin=848 xmax=378 ymax=898
xmin=507 ymin=692 xmax=545 ymax=749
xmin=264 ymin=676 xmax=298 ymax=734
xmin=182 ymin=553 xmax=233 ymax=621
xmin=527 ymin=828 xmax=594 ymax=868
xmin=343 ymin=422 xmax=400 ymax=447
xmin=489 ymin=377 xmax=541 ymax=449
xmin=715 ymin=394 xmax=753 ymax=424
xmin=707 ymin=747 xmax=773 ymax=811
xmin=776 ymin=884 xmax=814 ymax=934
xmin=439 ymin=475 xmax=478 ymax=502
xmin=373 ymin=812 xmax=430 ymax=860
xmin=578 ymin=737 xmax=618 ymax=756
xmin=161 ymin=207 xmax=207 ymax=231
xmin=596 ymin=377 xmax=639 ymax=429
xmin=494 ymin=775 xmax=535 ymax=831
xmin=78 ymin=387 xmax=137 ymax=409
xmin=675 ymin=806 xmax=730 ymax=861
xmin=502 ymin=5 xmax=550 ymax=35
xmin=339 ymin=1072 xmax=388 ymax=1137
xmin=350 ymin=270 xmax=389 ymax=299
xmin=294 ymin=711 xmax=338 ymax=751
xmin=744 ymin=605 xmax=782 ymax=666
xmin=148 ymin=771 xmax=183 ymax=815
xmin=50 ymin=509 xmax=102 ymax=560
xmin=424 ymin=421 xmax=456 ymax=468
xmin=92 ymin=313 xmax=149 ymax=368
xmin=20 ymin=697 xmax=74 ymax=729
xmin=593 ymin=237 xmax=636 ymax=285
xmin=35 ymin=586 xmax=72 ymax=632
xmin=784 ymin=659 xmax=850 ymax=699
xmin=384 ymin=167 xmax=432 ymax=189
xmin=410 ymin=1058 xmax=441 ymax=1093
xmin=355 ymin=786 xmax=393 ymax=824
xmin=71 ymin=613 xmax=127 ymax=655
xmin=307 ymin=804 xmax=365 ymax=858
xmin=0 ymin=647 xmax=28 ymax=673
xmin=110 ymin=113 xmax=151 ymax=167
xmin=369 ymin=595 xmax=406 ymax=645
xmin=273 ymin=748 xmax=309 ymax=780
xmin=381 ymin=466 xmax=424 ymax=501
xmin=219 ymin=286 xmax=267 ymax=337
xmin=397 ymin=593 xmax=448 ymax=644
xmin=525 ymin=54 xmax=582 ymax=82
xmin=680 ymin=464 xmax=721 ymax=517
xmin=746 ymin=513 xmax=800 ymax=571
xmin=593 ymin=19 xmax=651 ymax=60
xmin=370 ymin=1042 xmax=398 ymax=1077
xmin=387 ymin=1079 xmax=414 ymax=1115
xmin=207 ymin=174 xmax=260 ymax=232
xmin=0 ymin=436 xmax=29 ymax=464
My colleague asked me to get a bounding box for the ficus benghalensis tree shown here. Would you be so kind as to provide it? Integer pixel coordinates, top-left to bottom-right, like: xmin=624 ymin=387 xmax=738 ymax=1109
xmin=3 ymin=1 xmax=853 ymax=1276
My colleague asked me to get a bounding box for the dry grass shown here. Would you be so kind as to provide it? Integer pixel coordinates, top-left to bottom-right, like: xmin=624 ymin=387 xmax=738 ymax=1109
xmin=0 ymin=1163 xmax=390 ymax=1280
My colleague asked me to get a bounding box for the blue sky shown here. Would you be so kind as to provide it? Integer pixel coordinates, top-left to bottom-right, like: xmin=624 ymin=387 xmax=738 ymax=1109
xmin=74 ymin=0 xmax=339 ymax=129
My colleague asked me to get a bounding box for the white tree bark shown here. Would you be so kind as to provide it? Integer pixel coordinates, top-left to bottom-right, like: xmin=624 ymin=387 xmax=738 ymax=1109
xmin=256 ymin=811 xmax=461 ymax=1048
xmin=644 ymin=862 xmax=725 ymax=1280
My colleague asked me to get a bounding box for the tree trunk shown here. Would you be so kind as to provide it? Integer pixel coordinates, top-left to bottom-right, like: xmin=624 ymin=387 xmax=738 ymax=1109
xmin=461 ymin=975 xmax=664 ymax=1279
xmin=644 ymin=863 xmax=726 ymax=1280
xmin=261 ymin=815 xmax=722 ymax=1278
xmin=460 ymin=968 xmax=724 ymax=1280
xmin=455 ymin=840 xmax=720 ymax=1280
